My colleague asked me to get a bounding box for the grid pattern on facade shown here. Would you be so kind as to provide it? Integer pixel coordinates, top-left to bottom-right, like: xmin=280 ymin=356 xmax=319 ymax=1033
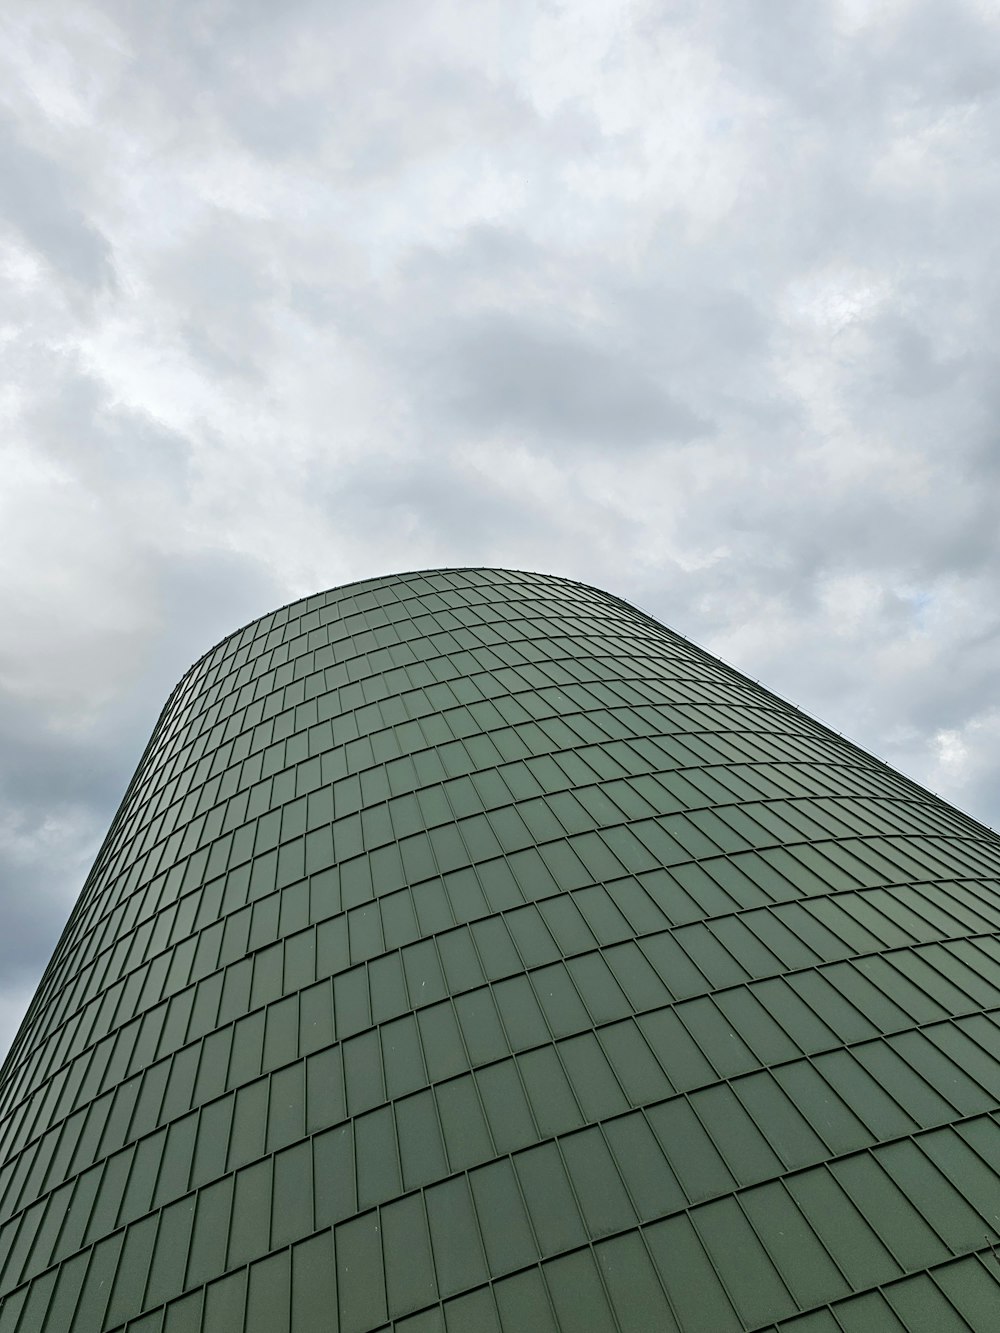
xmin=1 ymin=568 xmax=1000 ymax=1330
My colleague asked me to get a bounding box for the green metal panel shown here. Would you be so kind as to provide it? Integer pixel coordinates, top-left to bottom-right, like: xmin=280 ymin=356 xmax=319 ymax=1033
xmin=2 ymin=567 xmax=1000 ymax=1330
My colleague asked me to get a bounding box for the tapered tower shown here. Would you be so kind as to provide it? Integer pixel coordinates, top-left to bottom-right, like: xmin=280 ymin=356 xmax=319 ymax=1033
xmin=2 ymin=568 xmax=1000 ymax=1332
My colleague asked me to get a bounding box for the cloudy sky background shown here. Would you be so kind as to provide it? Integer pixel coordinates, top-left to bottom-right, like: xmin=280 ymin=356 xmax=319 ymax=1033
xmin=3 ymin=0 xmax=1000 ymax=1057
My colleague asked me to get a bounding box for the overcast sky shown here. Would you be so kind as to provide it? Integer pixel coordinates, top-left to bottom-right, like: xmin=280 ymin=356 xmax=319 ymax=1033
xmin=3 ymin=0 xmax=1000 ymax=1059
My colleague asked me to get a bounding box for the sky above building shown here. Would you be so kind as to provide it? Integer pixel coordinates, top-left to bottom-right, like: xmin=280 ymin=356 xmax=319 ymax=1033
xmin=2 ymin=0 xmax=1000 ymax=1058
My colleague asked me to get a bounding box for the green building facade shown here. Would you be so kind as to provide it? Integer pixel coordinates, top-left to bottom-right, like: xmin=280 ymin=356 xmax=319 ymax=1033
xmin=3 ymin=567 xmax=1000 ymax=1331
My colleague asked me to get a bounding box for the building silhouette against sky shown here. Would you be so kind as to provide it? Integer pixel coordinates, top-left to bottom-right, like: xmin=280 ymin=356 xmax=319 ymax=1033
xmin=2 ymin=568 xmax=1000 ymax=1331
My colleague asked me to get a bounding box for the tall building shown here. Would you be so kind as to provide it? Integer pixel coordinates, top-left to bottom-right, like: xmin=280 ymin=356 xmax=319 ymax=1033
xmin=2 ymin=568 xmax=1000 ymax=1332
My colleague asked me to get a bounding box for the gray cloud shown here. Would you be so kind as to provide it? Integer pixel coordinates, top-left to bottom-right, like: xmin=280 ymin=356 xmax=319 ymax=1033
xmin=434 ymin=312 xmax=710 ymax=447
xmin=0 ymin=113 xmax=115 ymax=293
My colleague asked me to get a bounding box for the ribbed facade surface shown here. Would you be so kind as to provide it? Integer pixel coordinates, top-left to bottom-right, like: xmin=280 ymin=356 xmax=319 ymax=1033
xmin=4 ymin=570 xmax=1000 ymax=1333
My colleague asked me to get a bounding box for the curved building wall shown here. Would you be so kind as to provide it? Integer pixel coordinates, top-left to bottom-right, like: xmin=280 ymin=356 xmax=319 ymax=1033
xmin=2 ymin=568 xmax=1000 ymax=1331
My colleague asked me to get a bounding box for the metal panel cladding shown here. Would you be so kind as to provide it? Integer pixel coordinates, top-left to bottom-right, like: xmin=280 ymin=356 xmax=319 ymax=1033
xmin=2 ymin=569 xmax=1000 ymax=1332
